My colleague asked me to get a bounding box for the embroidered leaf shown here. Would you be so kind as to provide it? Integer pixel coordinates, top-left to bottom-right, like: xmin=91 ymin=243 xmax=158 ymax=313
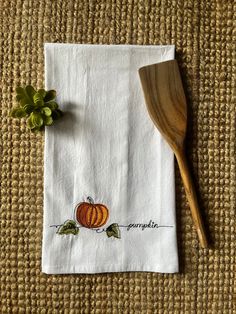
xmin=57 ymin=220 xmax=79 ymax=235
xmin=106 ymin=223 xmax=121 ymax=239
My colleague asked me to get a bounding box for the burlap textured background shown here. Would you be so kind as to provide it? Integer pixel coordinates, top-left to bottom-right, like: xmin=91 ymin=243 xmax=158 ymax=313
xmin=0 ymin=0 xmax=235 ymax=313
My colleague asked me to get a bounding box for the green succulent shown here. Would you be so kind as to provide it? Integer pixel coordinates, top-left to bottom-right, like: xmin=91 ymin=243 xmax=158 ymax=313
xmin=10 ymin=85 xmax=63 ymax=131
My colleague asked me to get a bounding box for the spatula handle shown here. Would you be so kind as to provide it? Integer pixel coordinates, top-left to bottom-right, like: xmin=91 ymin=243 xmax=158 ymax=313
xmin=175 ymin=150 xmax=208 ymax=248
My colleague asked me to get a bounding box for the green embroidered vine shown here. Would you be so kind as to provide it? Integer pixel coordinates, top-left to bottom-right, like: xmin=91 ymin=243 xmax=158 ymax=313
xmin=56 ymin=220 xmax=121 ymax=239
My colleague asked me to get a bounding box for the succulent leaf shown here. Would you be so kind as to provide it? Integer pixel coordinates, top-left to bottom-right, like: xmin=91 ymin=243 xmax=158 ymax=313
xmin=43 ymin=115 xmax=53 ymax=126
xmin=41 ymin=107 xmax=52 ymax=116
xmin=30 ymin=112 xmax=43 ymax=127
xmin=45 ymin=101 xmax=58 ymax=110
xmin=44 ymin=90 xmax=56 ymax=102
xmin=23 ymin=104 xmax=34 ymax=114
xmin=16 ymin=85 xmax=35 ymax=106
xmin=10 ymin=107 xmax=27 ymax=118
xmin=38 ymin=89 xmax=46 ymax=99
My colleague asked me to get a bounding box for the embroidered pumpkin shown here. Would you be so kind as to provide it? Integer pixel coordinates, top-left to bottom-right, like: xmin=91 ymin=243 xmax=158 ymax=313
xmin=75 ymin=197 xmax=109 ymax=228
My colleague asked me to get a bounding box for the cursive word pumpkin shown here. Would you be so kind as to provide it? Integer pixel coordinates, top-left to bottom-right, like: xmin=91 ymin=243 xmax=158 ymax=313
xmin=75 ymin=197 xmax=109 ymax=228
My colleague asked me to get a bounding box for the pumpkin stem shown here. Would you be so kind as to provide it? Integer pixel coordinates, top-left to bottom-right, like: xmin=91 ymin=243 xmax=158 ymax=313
xmin=87 ymin=196 xmax=94 ymax=204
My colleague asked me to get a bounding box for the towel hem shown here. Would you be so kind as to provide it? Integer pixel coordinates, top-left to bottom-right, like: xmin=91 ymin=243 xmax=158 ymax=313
xmin=41 ymin=264 xmax=179 ymax=275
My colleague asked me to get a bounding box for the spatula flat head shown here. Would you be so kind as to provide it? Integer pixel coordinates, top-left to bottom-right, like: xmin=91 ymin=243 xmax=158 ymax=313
xmin=138 ymin=60 xmax=187 ymax=152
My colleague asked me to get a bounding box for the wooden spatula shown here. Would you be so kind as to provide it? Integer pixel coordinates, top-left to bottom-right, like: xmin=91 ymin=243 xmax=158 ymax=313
xmin=138 ymin=60 xmax=208 ymax=248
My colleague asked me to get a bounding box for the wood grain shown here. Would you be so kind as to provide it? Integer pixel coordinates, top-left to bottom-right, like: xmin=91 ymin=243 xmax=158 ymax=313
xmin=139 ymin=60 xmax=208 ymax=248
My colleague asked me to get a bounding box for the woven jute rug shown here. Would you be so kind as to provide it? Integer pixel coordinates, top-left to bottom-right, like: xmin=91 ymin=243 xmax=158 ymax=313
xmin=1 ymin=0 xmax=235 ymax=313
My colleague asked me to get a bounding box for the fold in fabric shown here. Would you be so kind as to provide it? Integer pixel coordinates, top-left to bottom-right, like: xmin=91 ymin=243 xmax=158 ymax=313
xmin=42 ymin=44 xmax=178 ymax=274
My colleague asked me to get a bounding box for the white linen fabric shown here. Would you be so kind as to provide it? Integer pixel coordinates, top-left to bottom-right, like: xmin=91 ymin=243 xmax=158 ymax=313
xmin=42 ymin=43 xmax=178 ymax=274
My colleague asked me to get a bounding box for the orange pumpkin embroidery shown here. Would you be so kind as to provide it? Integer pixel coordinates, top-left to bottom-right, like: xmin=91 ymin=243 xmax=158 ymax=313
xmin=75 ymin=197 xmax=109 ymax=228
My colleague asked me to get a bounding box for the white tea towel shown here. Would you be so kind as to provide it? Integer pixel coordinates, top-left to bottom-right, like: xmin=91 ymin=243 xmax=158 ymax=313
xmin=42 ymin=43 xmax=178 ymax=274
